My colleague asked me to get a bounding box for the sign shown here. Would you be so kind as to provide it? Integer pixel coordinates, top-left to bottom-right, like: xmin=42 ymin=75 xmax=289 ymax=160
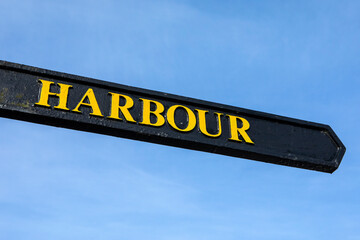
xmin=0 ymin=60 xmax=345 ymax=173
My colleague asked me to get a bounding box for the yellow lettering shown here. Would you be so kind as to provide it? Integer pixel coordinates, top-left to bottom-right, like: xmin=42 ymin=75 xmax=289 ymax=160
xmin=35 ymin=79 xmax=72 ymax=110
xmin=139 ymin=98 xmax=165 ymax=127
xmin=72 ymin=88 xmax=103 ymax=117
xmin=108 ymin=92 xmax=136 ymax=122
xmin=196 ymin=109 xmax=223 ymax=137
xmin=227 ymin=115 xmax=254 ymax=144
xmin=167 ymin=105 xmax=196 ymax=132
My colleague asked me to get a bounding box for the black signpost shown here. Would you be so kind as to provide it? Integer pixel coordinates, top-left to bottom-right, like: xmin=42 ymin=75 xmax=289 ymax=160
xmin=0 ymin=60 xmax=345 ymax=173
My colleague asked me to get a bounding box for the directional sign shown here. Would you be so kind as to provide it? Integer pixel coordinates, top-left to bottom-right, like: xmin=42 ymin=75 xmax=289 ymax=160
xmin=0 ymin=60 xmax=345 ymax=173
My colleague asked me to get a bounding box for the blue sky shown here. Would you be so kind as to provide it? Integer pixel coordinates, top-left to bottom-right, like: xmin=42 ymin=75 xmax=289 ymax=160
xmin=0 ymin=0 xmax=359 ymax=239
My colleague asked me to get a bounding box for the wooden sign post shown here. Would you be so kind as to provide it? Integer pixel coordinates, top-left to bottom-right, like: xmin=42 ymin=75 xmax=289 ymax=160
xmin=0 ymin=61 xmax=345 ymax=173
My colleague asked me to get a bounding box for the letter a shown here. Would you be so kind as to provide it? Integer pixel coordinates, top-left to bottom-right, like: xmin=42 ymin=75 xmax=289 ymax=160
xmin=72 ymin=88 xmax=104 ymax=117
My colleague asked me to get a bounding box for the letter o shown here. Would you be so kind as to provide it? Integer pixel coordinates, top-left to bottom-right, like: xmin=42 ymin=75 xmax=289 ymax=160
xmin=167 ymin=105 xmax=196 ymax=132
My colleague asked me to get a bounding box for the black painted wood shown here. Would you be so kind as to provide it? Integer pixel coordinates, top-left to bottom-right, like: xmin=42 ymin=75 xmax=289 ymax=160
xmin=0 ymin=60 xmax=345 ymax=173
